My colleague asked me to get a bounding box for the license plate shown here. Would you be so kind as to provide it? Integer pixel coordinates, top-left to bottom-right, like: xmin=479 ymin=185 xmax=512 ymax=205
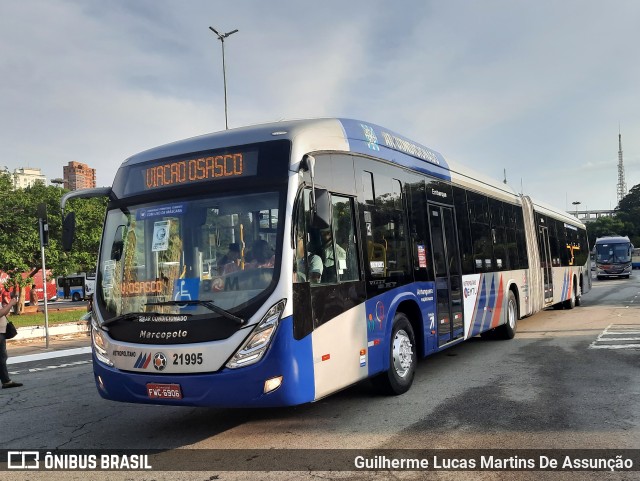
xmin=146 ymin=383 xmax=182 ymax=400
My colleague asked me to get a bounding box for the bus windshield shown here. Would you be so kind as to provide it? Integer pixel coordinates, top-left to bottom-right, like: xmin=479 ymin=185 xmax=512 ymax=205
xmin=96 ymin=190 xmax=282 ymax=321
xmin=595 ymin=243 xmax=631 ymax=264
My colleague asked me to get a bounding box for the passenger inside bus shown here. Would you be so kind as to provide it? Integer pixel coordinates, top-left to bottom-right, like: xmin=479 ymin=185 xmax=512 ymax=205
xmin=294 ymin=236 xmax=323 ymax=283
xmin=218 ymin=242 xmax=241 ymax=275
xmin=319 ymin=228 xmax=346 ymax=283
xmin=246 ymin=239 xmax=275 ymax=268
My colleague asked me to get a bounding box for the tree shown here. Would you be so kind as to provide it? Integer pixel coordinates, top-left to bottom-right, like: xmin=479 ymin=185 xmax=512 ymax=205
xmin=61 ymin=196 xmax=108 ymax=274
xmin=586 ymin=216 xmax=627 ymax=248
xmin=614 ymin=183 xmax=640 ymax=246
xmin=0 ymin=173 xmax=106 ymax=313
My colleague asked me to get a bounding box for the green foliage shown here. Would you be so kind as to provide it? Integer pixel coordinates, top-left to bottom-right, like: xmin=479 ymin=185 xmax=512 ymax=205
xmin=586 ymin=216 xmax=627 ymax=247
xmin=587 ymin=183 xmax=640 ymax=248
xmin=10 ymin=307 xmax=87 ymax=328
xmin=0 ymin=175 xmax=106 ymax=312
xmin=63 ymin=196 xmax=107 ymax=274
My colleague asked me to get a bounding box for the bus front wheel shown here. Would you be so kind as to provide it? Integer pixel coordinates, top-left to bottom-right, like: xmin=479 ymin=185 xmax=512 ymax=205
xmin=72 ymin=292 xmax=82 ymax=302
xmin=372 ymin=312 xmax=416 ymax=396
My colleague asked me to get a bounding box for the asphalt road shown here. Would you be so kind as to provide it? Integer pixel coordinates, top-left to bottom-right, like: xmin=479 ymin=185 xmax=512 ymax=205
xmin=37 ymin=298 xmax=88 ymax=311
xmin=2 ymin=274 xmax=639 ymax=481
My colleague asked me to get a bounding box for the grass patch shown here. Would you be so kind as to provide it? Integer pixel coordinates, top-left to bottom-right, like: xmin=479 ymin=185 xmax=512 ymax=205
xmin=9 ymin=309 xmax=87 ymax=328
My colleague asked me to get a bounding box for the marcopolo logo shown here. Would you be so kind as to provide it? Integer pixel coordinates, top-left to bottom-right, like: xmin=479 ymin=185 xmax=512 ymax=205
xmin=139 ymin=329 xmax=188 ymax=340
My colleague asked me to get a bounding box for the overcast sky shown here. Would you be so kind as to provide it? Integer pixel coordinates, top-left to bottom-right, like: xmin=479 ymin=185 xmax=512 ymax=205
xmin=1 ymin=0 xmax=639 ymax=211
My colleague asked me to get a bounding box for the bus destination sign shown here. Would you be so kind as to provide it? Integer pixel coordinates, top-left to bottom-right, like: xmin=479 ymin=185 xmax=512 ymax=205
xmin=142 ymin=151 xmax=258 ymax=190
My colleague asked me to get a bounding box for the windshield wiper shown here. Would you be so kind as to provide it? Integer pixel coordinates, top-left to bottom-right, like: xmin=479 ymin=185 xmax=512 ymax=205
xmin=144 ymin=300 xmax=246 ymax=325
xmin=100 ymin=311 xmax=191 ymax=328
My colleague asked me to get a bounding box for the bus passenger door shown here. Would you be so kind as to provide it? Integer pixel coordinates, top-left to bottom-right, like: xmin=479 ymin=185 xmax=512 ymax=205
xmin=293 ymin=188 xmax=368 ymax=396
xmin=539 ymin=226 xmax=553 ymax=303
xmin=428 ymin=204 xmax=464 ymax=346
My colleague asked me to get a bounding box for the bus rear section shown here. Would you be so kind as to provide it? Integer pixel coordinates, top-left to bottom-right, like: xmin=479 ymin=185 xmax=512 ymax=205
xmin=594 ymin=236 xmax=633 ymax=279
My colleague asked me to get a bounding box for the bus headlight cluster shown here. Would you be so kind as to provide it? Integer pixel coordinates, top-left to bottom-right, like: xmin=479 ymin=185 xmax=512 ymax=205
xmin=226 ymin=299 xmax=286 ymax=369
xmin=91 ymin=317 xmax=113 ymax=367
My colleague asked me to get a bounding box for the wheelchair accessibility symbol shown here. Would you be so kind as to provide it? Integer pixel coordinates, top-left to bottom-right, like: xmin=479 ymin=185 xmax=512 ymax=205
xmin=173 ymin=278 xmax=199 ymax=310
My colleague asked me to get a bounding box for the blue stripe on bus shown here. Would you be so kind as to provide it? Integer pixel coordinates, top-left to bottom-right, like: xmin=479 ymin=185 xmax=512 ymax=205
xmin=562 ymin=271 xmax=570 ymax=300
xmin=484 ymin=275 xmax=497 ymax=333
xmin=471 ymin=275 xmax=489 ymax=337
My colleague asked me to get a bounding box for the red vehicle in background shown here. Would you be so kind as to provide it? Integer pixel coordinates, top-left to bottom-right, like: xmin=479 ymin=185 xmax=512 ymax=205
xmin=0 ymin=270 xmax=57 ymax=305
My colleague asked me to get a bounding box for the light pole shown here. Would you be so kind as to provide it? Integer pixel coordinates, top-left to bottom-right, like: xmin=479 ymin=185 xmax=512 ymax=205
xmin=572 ymin=201 xmax=581 ymax=217
xmin=209 ymin=26 xmax=238 ymax=130
xmin=51 ymin=178 xmax=65 ymax=188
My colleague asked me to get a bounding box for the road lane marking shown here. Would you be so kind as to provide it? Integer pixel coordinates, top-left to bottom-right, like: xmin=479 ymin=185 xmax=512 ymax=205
xmin=9 ymin=359 xmax=92 ymax=377
xmin=589 ymin=324 xmax=640 ymax=350
xmin=7 ymin=347 xmax=92 ymax=365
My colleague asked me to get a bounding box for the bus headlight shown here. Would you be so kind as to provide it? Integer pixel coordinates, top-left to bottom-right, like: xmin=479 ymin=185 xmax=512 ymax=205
xmin=91 ymin=318 xmax=113 ymax=367
xmin=226 ymin=299 xmax=286 ymax=369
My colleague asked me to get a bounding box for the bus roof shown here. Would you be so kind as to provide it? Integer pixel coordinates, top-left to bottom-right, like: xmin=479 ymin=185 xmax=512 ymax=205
xmin=119 ymin=117 xmax=579 ymax=227
xmin=122 ymin=118 xmax=514 ymax=192
xmin=122 ymin=117 xmax=451 ymax=174
xmin=595 ymin=235 xmax=631 ymax=244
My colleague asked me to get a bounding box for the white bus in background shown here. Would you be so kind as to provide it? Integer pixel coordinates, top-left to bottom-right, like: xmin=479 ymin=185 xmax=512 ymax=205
xmin=57 ymin=273 xmax=96 ymax=301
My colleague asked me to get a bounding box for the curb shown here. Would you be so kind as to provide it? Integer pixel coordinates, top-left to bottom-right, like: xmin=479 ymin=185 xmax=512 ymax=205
xmin=9 ymin=322 xmax=89 ymax=341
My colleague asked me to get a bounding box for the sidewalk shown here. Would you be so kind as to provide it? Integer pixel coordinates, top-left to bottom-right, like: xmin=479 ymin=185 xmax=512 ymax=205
xmin=7 ymin=329 xmax=91 ymax=358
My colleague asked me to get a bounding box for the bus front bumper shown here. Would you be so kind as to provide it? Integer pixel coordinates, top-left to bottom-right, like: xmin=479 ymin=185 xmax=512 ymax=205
xmin=92 ymin=317 xmax=316 ymax=408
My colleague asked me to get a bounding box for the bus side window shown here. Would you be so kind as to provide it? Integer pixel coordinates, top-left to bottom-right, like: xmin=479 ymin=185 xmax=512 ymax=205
xmin=330 ymin=195 xmax=359 ymax=282
xmin=293 ymin=188 xmax=324 ymax=284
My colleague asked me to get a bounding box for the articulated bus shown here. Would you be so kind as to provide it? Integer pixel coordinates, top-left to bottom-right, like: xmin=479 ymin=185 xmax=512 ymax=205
xmin=594 ymin=236 xmax=634 ymax=279
xmin=61 ymin=118 xmax=591 ymax=407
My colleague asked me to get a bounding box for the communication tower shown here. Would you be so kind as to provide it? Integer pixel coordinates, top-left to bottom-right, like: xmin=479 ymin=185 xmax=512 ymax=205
xmin=617 ymin=129 xmax=627 ymax=204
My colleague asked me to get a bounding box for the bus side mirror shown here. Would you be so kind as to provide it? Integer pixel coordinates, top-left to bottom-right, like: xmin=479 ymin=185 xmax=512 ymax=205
xmin=311 ymin=188 xmax=331 ymax=229
xmin=62 ymin=212 xmax=76 ymax=252
xmin=111 ymin=225 xmax=125 ymax=261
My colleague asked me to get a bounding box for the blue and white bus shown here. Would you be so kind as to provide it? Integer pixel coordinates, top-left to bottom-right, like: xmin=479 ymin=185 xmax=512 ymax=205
xmin=61 ymin=118 xmax=591 ymax=407
xmin=594 ymin=236 xmax=633 ymax=279
xmin=56 ymin=273 xmax=95 ymax=301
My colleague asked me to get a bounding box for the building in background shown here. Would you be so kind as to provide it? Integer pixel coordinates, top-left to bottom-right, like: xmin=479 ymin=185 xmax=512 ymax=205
xmin=63 ymin=161 xmax=96 ymax=190
xmin=12 ymin=167 xmax=47 ymax=189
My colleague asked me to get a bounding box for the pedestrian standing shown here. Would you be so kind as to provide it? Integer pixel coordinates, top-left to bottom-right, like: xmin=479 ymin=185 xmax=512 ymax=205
xmin=0 ymin=295 xmax=22 ymax=388
xmin=29 ymin=284 xmax=38 ymax=306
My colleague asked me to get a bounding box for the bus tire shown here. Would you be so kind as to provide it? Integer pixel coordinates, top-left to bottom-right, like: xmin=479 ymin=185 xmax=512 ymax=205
xmin=563 ymin=285 xmax=576 ymax=309
xmin=497 ymin=291 xmax=518 ymax=339
xmin=72 ymin=292 xmax=81 ymax=302
xmin=372 ymin=312 xmax=416 ymax=396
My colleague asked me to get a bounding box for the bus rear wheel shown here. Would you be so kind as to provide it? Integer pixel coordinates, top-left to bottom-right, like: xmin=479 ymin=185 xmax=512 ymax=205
xmin=372 ymin=312 xmax=416 ymax=396
xmin=72 ymin=292 xmax=82 ymax=302
xmin=496 ymin=291 xmax=518 ymax=339
xmin=563 ymin=285 xmax=576 ymax=309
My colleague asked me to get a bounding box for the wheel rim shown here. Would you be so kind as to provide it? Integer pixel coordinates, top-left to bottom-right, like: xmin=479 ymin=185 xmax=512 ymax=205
xmin=508 ymin=298 xmax=517 ymax=328
xmin=392 ymin=329 xmax=413 ymax=378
